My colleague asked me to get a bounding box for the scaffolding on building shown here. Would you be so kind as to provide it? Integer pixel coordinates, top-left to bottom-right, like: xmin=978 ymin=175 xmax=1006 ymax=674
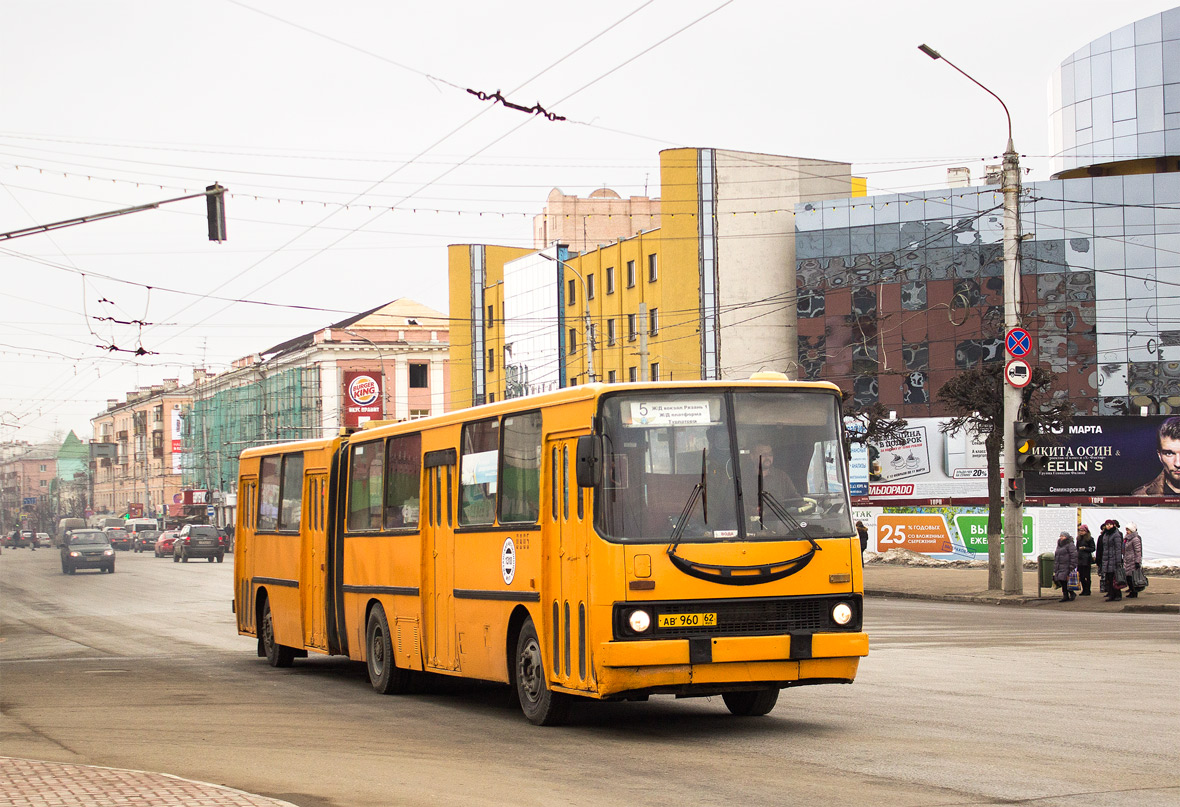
xmin=183 ymin=364 xmax=321 ymax=493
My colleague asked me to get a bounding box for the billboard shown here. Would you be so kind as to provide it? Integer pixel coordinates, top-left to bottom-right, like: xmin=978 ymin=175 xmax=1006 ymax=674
xmin=867 ymin=419 xmax=989 ymax=500
xmin=343 ymin=370 xmax=383 ymax=428
xmin=1027 ymin=415 xmax=1180 ymax=497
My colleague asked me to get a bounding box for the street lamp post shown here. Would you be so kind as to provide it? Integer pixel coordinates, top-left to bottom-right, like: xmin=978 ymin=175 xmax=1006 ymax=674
xmin=539 ymin=252 xmax=595 ymax=385
xmin=920 ymin=44 xmax=1025 ymax=594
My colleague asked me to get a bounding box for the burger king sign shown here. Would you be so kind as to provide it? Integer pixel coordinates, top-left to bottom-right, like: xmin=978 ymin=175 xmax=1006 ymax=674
xmin=343 ymin=370 xmax=383 ymax=427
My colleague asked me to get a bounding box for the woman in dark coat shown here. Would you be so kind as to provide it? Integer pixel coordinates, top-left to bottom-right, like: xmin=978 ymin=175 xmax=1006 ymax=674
xmin=1098 ymin=519 xmax=1125 ymax=602
xmin=1075 ymin=524 xmax=1096 ymax=596
xmin=1053 ymin=531 xmax=1078 ymax=602
xmin=855 ymin=520 xmax=869 ymax=559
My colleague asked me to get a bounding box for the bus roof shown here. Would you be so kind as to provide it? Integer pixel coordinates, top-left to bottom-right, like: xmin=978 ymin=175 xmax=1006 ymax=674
xmin=236 ymin=378 xmax=841 ymax=459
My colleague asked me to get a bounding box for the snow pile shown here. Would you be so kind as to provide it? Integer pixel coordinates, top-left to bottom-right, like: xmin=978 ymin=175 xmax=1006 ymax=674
xmin=865 ymin=548 xmax=986 ymax=568
xmin=1143 ymin=558 xmax=1180 ymax=576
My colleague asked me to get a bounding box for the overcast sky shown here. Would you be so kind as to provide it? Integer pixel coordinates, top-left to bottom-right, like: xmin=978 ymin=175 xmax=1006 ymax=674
xmin=1 ymin=0 xmax=1173 ymax=443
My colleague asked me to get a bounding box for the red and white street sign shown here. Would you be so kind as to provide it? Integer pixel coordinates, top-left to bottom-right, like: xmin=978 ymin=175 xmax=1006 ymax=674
xmin=1005 ymin=358 xmax=1031 ymax=388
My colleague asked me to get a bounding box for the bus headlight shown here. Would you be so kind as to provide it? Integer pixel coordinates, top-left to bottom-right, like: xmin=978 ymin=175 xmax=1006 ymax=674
xmin=832 ymin=602 xmax=853 ymax=626
xmin=627 ymin=609 xmax=652 ymax=633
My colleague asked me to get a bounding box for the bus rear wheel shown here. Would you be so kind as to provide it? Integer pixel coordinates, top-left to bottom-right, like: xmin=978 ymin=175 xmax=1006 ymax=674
xmin=366 ymin=604 xmax=411 ymax=694
xmin=722 ymin=688 xmax=779 ymax=716
xmin=260 ymin=597 xmax=295 ymax=668
xmin=514 ymin=618 xmax=569 ymax=726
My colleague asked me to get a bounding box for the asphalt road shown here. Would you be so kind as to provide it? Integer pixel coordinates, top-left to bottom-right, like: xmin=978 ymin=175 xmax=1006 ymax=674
xmin=1 ymin=546 xmax=1177 ymax=807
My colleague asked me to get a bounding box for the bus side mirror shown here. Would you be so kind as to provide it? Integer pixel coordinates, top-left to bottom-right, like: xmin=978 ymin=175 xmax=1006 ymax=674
xmin=575 ymin=435 xmax=601 ymax=488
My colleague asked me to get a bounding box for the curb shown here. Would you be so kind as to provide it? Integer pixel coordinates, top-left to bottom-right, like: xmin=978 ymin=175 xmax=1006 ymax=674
xmin=865 ymin=589 xmax=1180 ymax=612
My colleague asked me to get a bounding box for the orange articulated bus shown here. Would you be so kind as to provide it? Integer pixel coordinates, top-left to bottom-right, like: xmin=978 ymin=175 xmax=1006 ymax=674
xmin=234 ymin=376 xmax=868 ymax=725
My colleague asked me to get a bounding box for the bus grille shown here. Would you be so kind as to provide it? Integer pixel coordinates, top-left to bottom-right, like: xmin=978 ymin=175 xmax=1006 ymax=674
xmin=652 ymin=596 xmax=855 ymax=637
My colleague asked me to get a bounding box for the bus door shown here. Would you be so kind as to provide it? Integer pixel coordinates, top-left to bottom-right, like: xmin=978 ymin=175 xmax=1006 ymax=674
xmin=546 ymin=436 xmax=592 ymax=691
xmin=301 ymin=472 xmax=329 ymax=651
xmin=423 ymin=449 xmax=458 ymax=671
xmin=237 ymin=475 xmax=258 ymax=634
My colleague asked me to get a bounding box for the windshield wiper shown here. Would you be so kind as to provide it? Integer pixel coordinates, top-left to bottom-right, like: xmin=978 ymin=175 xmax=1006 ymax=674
xmin=668 ymin=449 xmax=708 ymax=547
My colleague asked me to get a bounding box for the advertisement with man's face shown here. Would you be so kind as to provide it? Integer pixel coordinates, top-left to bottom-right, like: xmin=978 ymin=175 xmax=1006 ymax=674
xmin=1026 ymin=415 xmax=1180 ymax=497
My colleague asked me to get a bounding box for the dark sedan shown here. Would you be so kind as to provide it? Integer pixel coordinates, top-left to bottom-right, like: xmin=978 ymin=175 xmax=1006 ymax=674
xmin=61 ymin=530 xmax=115 ymax=574
xmin=133 ymin=530 xmax=161 ymax=552
xmin=105 ymin=527 xmax=132 ymax=551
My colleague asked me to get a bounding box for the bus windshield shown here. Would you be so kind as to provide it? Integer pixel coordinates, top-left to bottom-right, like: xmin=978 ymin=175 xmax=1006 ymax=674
xmin=597 ymin=389 xmax=852 ymax=543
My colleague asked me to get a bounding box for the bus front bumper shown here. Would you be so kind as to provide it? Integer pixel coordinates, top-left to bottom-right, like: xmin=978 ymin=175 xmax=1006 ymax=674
xmin=593 ymin=632 xmax=867 ymax=698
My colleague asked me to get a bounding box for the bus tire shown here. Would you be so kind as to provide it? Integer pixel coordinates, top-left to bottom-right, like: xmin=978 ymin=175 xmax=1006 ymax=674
xmin=722 ymin=688 xmax=779 ymax=717
xmin=366 ymin=604 xmax=410 ymax=694
xmin=514 ymin=617 xmax=570 ymax=726
xmin=260 ymin=597 xmax=295 ymax=668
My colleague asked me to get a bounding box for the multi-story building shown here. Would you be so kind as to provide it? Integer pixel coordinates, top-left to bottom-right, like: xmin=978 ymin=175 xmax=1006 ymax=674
xmin=0 ymin=444 xmax=58 ymax=531
xmin=450 ymin=148 xmax=862 ymax=408
xmin=533 ymin=187 xmax=660 ymax=252
xmin=90 ymin=380 xmax=190 ymax=519
xmin=181 ymin=298 xmax=449 ymax=525
xmin=794 ymin=5 xmax=1180 ymax=418
xmin=54 ymin=431 xmax=89 ymax=519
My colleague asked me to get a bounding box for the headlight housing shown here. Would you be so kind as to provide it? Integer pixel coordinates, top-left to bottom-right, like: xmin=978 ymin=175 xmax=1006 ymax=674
xmin=832 ymin=602 xmax=853 ymax=626
xmin=104 ymin=549 xmax=115 ymax=556
xmin=69 ymin=551 xmax=81 ymax=557
xmin=627 ymin=609 xmax=652 ymax=634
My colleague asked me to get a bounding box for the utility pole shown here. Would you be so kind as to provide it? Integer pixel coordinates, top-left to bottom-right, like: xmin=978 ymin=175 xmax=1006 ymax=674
xmin=920 ymin=44 xmax=1024 ymax=593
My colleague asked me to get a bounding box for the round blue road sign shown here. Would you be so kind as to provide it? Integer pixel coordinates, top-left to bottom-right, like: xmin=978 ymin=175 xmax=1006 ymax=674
xmin=1006 ymin=327 xmax=1031 ymax=358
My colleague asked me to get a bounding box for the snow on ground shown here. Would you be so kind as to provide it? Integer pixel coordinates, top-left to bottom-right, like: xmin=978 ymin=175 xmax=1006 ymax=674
xmin=864 ymin=548 xmax=1180 ymax=576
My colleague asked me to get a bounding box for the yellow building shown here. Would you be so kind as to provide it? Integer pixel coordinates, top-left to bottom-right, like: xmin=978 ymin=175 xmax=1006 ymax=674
xmin=449 ymin=148 xmax=861 ymax=409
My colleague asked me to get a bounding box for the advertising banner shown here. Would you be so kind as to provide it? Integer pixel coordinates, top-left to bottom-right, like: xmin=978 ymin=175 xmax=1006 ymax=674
xmin=868 ymin=419 xmax=989 ymax=500
xmin=855 ymin=505 xmax=1057 ymax=559
xmin=343 ymin=370 xmax=383 ymax=428
xmin=1027 ymin=415 xmax=1180 ymax=497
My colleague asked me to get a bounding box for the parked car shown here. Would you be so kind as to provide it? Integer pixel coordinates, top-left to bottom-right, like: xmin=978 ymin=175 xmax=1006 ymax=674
xmin=174 ymin=524 xmax=224 ymax=563
xmin=35 ymin=532 xmax=50 ymax=548
xmin=105 ymin=527 xmax=132 ymax=551
xmin=133 ymin=530 xmax=161 ymax=553
xmin=61 ymin=530 xmax=115 ymax=574
xmin=154 ymin=530 xmax=181 ymax=558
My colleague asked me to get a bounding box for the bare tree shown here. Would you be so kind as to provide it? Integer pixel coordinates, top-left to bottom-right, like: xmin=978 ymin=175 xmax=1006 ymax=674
xmin=840 ymin=394 xmax=910 ymax=464
xmin=937 ymin=362 xmax=1072 ymax=590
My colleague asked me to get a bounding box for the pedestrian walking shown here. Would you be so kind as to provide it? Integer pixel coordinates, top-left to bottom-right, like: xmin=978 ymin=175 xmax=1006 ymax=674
xmin=1075 ymin=524 xmax=1096 ymax=596
xmin=1122 ymin=521 xmax=1144 ymax=599
xmin=855 ymin=520 xmax=869 ymax=560
xmin=1099 ymin=519 xmax=1125 ymax=602
xmin=1054 ymin=531 xmax=1078 ymax=602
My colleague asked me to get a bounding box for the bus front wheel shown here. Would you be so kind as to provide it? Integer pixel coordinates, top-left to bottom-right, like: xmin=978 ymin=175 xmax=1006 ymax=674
xmin=366 ymin=604 xmax=411 ymax=694
xmin=260 ymin=597 xmax=295 ymax=668
xmin=722 ymin=687 xmax=779 ymax=717
xmin=514 ymin=618 xmax=570 ymax=726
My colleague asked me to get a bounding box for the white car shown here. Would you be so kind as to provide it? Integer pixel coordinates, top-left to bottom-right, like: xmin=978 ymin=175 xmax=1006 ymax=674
xmin=35 ymin=532 xmax=50 ymax=548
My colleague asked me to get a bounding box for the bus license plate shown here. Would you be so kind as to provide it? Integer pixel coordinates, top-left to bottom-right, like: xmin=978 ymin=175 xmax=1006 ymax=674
xmin=658 ymin=612 xmax=716 ymax=629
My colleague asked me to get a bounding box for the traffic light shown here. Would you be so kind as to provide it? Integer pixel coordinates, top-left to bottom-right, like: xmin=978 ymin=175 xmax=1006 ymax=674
xmin=206 ymin=184 xmax=227 ymax=242
xmin=1008 ymin=477 xmax=1026 ymax=504
xmin=1013 ymin=421 xmax=1044 ymax=472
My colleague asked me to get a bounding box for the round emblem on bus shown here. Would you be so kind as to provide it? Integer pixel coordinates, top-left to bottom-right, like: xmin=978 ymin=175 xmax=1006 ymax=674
xmin=501 ymin=537 xmax=516 ymax=585
xmin=348 ymin=375 xmax=380 ymax=406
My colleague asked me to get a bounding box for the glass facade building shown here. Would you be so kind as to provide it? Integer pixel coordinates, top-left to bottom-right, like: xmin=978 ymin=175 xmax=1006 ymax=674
xmin=1051 ymin=7 xmax=1180 ymax=176
xmin=797 ymin=7 xmax=1180 ymax=418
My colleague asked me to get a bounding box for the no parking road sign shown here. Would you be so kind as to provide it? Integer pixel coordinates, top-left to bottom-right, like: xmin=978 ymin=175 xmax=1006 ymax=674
xmin=1006 ymin=327 xmax=1032 ymax=358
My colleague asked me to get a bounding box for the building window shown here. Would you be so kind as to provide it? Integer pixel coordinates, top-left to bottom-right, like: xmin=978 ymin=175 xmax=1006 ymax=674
xmin=153 ymin=405 xmax=163 ymax=423
xmin=650 ymin=362 xmax=660 ymax=381
xmin=628 ymin=314 xmax=637 ymax=341
xmin=569 ymin=377 xmax=577 ymax=386
xmin=627 ymin=260 xmax=636 ymax=288
xmin=486 ymin=304 xmax=494 ymax=329
xmin=606 ymin=266 xmax=615 ymax=294
xmin=587 ymin=273 xmax=595 ymax=300
xmin=569 ymin=328 xmax=577 ymax=353
xmin=607 ymin=318 xmax=616 ymax=346
xmin=409 ymin=363 xmax=428 ymax=388
xmin=628 ymin=366 xmax=637 ymax=382
xmin=649 ymin=308 xmax=659 ymax=335
xmin=39 ymin=479 xmax=47 ymax=487
xmin=409 ymin=409 xmax=429 ymax=419
xmin=487 ymin=348 xmax=495 ymax=373
xmin=152 ymin=431 xmax=163 ymax=458
xmin=489 ymin=392 xmax=496 ymax=402
xmin=608 ymin=370 xmax=617 ymax=383
xmin=39 ymin=464 xmax=47 ymax=472
xmin=568 ymin=278 xmax=576 ymax=306
xmin=648 ymin=253 xmax=658 ymax=282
